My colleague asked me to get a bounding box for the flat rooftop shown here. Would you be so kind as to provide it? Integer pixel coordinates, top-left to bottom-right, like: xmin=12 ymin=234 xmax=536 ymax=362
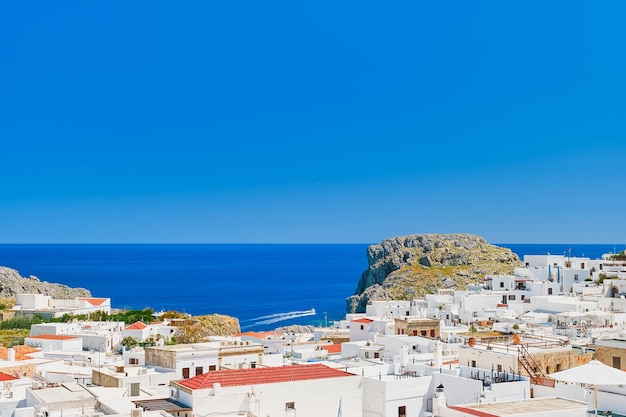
xmin=450 ymin=397 xmax=586 ymax=417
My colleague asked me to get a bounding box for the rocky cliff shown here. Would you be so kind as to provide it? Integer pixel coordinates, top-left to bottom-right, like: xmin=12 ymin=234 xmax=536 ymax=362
xmin=346 ymin=234 xmax=521 ymax=313
xmin=0 ymin=266 xmax=91 ymax=300
xmin=195 ymin=314 xmax=241 ymax=336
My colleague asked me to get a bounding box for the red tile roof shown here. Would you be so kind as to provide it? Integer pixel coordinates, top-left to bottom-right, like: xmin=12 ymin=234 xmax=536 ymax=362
xmin=447 ymin=406 xmax=500 ymax=417
xmin=125 ymin=322 xmax=148 ymax=330
xmin=0 ymin=345 xmax=40 ymax=360
xmin=179 ymin=364 xmax=353 ymax=389
xmin=77 ymin=297 xmax=108 ymax=306
xmin=0 ymin=372 xmax=18 ymax=382
xmin=29 ymin=334 xmax=79 ymax=341
xmin=321 ymin=344 xmax=342 ymax=354
xmin=351 ymin=318 xmax=374 ymax=324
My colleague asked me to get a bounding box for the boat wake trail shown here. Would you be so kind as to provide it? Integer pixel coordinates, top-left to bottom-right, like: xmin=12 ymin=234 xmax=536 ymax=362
xmin=242 ymin=309 xmax=316 ymax=328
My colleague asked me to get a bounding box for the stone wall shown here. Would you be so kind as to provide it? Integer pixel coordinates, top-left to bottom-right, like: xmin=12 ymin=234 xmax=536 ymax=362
xmin=596 ymin=345 xmax=626 ymax=370
xmin=520 ymin=349 xmax=594 ymax=376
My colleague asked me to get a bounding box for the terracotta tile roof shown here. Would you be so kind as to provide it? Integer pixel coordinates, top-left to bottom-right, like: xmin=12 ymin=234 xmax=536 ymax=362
xmin=179 ymin=364 xmax=353 ymax=389
xmin=125 ymin=321 xmax=148 ymax=330
xmin=351 ymin=318 xmax=374 ymax=324
xmin=321 ymin=344 xmax=342 ymax=354
xmin=77 ymin=297 xmax=108 ymax=306
xmin=0 ymin=345 xmax=40 ymax=360
xmin=29 ymin=334 xmax=79 ymax=341
xmin=447 ymin=406 xmax=500 ymax=417
xmin=0 ymin=372 xmax=18 ymax=382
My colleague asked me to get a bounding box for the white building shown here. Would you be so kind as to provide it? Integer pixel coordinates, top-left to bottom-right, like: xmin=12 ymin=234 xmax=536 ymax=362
xmin=145 ymin=340 xmax=267 ymax=380
xmin=170 ymin=363 xmax=362 ymax=417
xmin=350 ymin=317 xmax=391 ymax=341
xmin=24 ymin=334 xmax=83 ymax=352
xmin=362 ymin=372 xmax=431 ymax=417
xmin=366 ymin=300 xmax=414 ymax=318
xmin=14 ymin=295 xmax=112 ymax=318
xmin=30 ymin=321 xmax=125 ymax=353
xmin=455 ymin=292 xmax=501 ymax=323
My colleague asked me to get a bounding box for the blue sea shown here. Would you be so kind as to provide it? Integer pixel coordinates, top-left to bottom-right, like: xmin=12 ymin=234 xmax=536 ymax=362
xmin=0 ymin=243 xmax=622 ymax=331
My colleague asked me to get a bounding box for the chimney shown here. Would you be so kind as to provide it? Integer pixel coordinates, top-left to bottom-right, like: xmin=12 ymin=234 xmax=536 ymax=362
xmin=400 ymin=345 xmax=408 ymax=368
xmin=433 ymin=383 xmax=447 ymax=414
xmin=8 ymin=348 xmax=15 ymax=362
xmin=433 ymin=340 xmax=442 ymax=368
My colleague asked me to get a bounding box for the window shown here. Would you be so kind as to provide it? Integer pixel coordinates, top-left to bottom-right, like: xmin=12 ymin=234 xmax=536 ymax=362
xmin=500 ymin=282 xmax=504 ymax=288
xmin=421 ymin=330 xmax=427 ymax=337
xmin=285 ymin=402 xmax=295 ymax=411
xmin=613 ymin=356 xmax=621 ymax=369
xmin=508 ymin=295 xmax=515 ymax=301
xmin=374 ymin=352 xmax=380 ymax=359
xmin=521 ymin=295 xmax=525 ymax=300
xmin=430 ymin=329 xmax=436 ymax=338
xmin=365 ymin=352 xmax=370 ymax=359
xmin=195 ymin=366 xmax=203 ymax=376
xmin=413 ymin=330 xmax=418 ymax=336
xmin=471 ymin=360 xmax=476 ymax=368
xmin=574 ymin=274 xmax=579 ymax=281
xmin=129 ymin=358 xmax=139 ymax=365
xmin=399 ymin=405 xmax=406 ymax=417
xmin=182 ymin=368 xmax=190 ymax=379
xmin=548 ymin=288 xmax=553 ymax=295
xmin=250 ymin=362 xmax=256 ymax=369
xmin=360 ymin=325 xmax=364 ymax=330
xmin=581 ymin=263 xmax=585 ymax=269
xmin=209 ymin=365 xmax=216 ymax=371
xmin=497 ymin=364 xmax=502 ymax=372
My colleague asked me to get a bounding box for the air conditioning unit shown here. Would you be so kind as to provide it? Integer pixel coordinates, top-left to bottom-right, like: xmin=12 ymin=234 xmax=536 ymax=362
xmin=171 ymin=388 xmax=179 ymax=399
xmin=131 ymin=408 xmax=143 ymax=417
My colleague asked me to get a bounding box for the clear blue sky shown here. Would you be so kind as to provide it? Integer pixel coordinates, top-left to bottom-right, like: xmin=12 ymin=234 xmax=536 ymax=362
xmin=2 ymin=2 xmax=625 ymax=244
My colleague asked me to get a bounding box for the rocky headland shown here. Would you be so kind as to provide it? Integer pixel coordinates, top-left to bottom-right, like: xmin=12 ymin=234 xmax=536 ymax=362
xmin=195 ymin=314 xmax=241 ymax=336
xmin=0 ymin=266 xmax=91 ymax=300
xmin=346 ymin=233 xmax=521 ymax=313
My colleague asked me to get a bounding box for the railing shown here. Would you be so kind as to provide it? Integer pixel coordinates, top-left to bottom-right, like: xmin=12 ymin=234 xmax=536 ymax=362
xmin=518 ymin=344 xmax=555 ymax=387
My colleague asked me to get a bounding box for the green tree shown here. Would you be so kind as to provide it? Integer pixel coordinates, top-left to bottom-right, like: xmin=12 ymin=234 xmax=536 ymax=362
xmin=121 ymin=336 xmax=139 ymax=350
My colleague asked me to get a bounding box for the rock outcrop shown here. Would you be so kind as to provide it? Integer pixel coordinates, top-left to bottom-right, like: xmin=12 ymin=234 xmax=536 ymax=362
xmin=274 ymin=325 xmax=315 ymax=334
xmin=0 ymin=266 xmax=91 ymax=300
xmin=194 ymin=314 xmax=241 ymax=336
xmin=346 ymin=234 xmax=521 ymax=313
